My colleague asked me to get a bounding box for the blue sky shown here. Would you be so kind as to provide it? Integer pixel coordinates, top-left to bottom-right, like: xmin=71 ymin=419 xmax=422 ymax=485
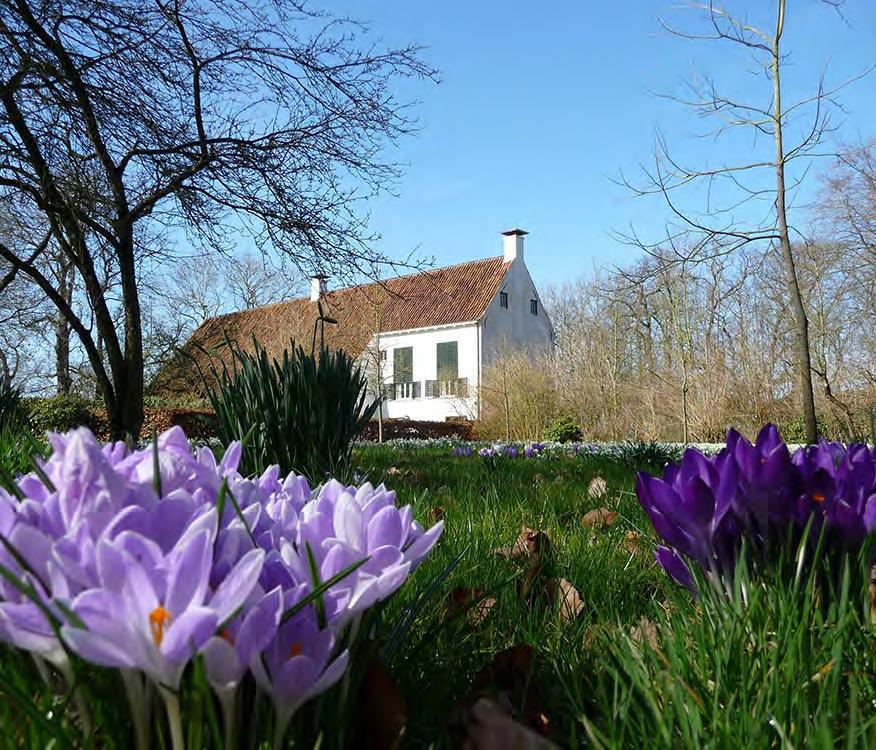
xmin=351 ymin=1 xmax=876 ymax=289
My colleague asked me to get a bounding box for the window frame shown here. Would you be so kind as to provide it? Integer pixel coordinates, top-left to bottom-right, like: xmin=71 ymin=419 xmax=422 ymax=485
xmin=393 ymin=346 xmax=413 ymax=384
xmin=530 ymin=298 xmax=538 ymax=315
xmin=436 ymin=340 xmax=459 ymax=383
xmin=500 ymin=291 xmax=509 ymax=309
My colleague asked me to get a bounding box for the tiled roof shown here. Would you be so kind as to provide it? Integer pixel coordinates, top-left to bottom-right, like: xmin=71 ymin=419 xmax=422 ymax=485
xmin=151 ymin=256 xmax=510 ymax=398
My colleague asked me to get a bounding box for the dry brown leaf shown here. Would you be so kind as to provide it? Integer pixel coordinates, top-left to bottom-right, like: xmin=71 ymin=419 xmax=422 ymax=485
xmin=446 ymin=587 xmax=497 ymax=627
xmin=623 ymin=530 xmax=642 ymax=554
xmin=386 ymin=466 xmax=403 ymax=476
xmin=587 ymin=476 xmax=608 ymax=498
xmin=495 ymin=527 xmax=551 ymax=559
xmin=581 ymin=507 xmax=618 ymax=528
xmin=630 ymin=617 xmax=659 ymax=649
xmin=870 ymin=564 xmax=876 ymax=624
xmin=463 ymin=698 xmax=557 ymax=750
xmin=430 ymin=505 xmax=446 ymax=523
xmin=472 ymin=597 xmax=498 ymax=627
xmin=548 ymin=578 xmax=584 ymax=623
xmin=355 ymin=656 xmax=406 ymax=749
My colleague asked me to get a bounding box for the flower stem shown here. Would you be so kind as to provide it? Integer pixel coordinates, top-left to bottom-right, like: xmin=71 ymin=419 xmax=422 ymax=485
xmin=273 ymin=712 xmax=291 ymax=750
xmin=121 ymin=669 xmax=151 ymax=750
xmin=218 ymin=690 xmax=236 ymax=750
xmin=57 ymin=657 xmax=92 ymax=737
xmin=160 ymin=686 xmax=186 ymax=750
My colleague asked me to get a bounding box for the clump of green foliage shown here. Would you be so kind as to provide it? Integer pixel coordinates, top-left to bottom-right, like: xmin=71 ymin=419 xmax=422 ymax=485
xmin=543 ymin=415 xmax=583 ymax=443
xmin=615 ymin=439 xmax=682 ymax=470
xmin=0 ymin=375 xmax=47 ymax=475
xmin=201 ymin=336 xmax=378 ymax=480
xmin=22 ymin=394 xmax=95 ymax=433
xmin=782 ymin=414 xmax=829 ymax=444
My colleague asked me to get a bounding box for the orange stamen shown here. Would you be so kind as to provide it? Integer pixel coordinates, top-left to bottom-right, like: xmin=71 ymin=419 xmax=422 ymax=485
xmin=149 ymin=606 xmax=173 ymax=647
xmin=813 ymin=492 xmax=826 ymax=504
xmin=220 ymin=628 xmax=235 ymax=645
xmin=289 ymin=642 xmax=303 ymax=658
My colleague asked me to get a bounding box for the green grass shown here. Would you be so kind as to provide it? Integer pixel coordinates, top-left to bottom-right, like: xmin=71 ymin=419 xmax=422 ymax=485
xmin=354 ymin=444 xmax=680 ymax=747
xmin=2 ymin=440 xmax=874 ymax=747
xmin=353 ymin=444 xmax=876 ymax=748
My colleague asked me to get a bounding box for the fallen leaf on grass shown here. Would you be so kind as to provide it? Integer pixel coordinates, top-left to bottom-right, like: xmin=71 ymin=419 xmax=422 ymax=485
xmin=630 ymin=617 xmax=659 ymax=649
xmin=355 ymin=656 xmax=406 ymax=749
xmin=547 ymin=578 xmax=584 ymax=623
xmin=495 ymin=527 xmax=552 ymax=559
xmin=870 ymin=564 xmax=876 ymax=624
xmin=581 ymin=507 xmax=618 ymax=527
xmin=463 ymin=698 xmax=557 ymax=750
xmin=623 ymin=531 xmax=642 ymax=554
xmin=430 ymin=505 xmax=446 ymax=523
xmin=445 ymin=586 xmax=497 ymax=627
xmin=587 ymin=476 xmax=608 ymax=498
xmin=467 ymin=644 xmax=549 ymax=735
xmin=386 ymin=466 xmax=403 ymax=476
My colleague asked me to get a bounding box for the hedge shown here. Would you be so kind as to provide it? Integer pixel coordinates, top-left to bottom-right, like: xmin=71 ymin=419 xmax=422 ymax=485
xmin=21 ymin=396 xmax=217 ymax=441
xmin=361 ymin=418 xmax=475 ymax=441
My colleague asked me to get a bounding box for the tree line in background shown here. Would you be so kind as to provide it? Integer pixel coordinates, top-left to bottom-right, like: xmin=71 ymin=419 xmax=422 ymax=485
xmin=480 ymin=144 xmax=876 ymax=443
xmin=1 ymin=0 xmax=873 ymax=443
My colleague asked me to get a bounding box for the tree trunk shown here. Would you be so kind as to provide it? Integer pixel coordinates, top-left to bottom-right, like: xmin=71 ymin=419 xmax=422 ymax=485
xmin=773 ymin=0 xmax=818 ymax=444
xmin=55 ymin=254 xmax=74 ymax=395
xmin=55 ymin=314 xmax=71 ymax=395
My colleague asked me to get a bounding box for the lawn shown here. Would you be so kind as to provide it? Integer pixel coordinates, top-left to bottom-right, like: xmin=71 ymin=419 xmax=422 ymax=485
xmin=352 ymin=442 xmax=683 ymax=746
xmin=2 ymin=432 xmax=875 ymax=748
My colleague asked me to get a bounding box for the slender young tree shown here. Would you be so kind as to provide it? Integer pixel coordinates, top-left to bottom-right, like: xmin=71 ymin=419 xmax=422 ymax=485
xmin=620 ymin=0 xmax=868 ymax=443
xmin=0 ymin=0 xmax=433 ymax=438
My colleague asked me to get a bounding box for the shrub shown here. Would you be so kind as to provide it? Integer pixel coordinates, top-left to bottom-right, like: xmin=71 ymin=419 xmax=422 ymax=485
xmin=780 ymin=413 xmax=828 ymax=443
xmin=22 ymin=394 xmax=96 ymax=433
xmin=615 ymin=439 xmax=682 ymax=470
xmin=543 ymin=415 xmax=582 ymax=443
xmin=202 ymin=337 xmax=379 ymax=480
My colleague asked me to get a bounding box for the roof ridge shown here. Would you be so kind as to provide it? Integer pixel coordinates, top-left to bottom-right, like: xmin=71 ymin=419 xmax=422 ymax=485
xmin=198 ymin=255 xmax=507 ymax=328
xmin=309 ymin=254 xmax=506 ymax=299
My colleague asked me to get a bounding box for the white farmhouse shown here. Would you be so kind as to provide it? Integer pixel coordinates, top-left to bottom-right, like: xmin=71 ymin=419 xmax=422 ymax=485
xmin=170 ymin=229 xmax=553 ymax=421
xmin=371 ymin=229 xmax=553 ymax=420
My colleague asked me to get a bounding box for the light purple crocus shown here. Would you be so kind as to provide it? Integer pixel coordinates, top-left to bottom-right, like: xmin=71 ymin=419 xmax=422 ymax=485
xmin=251 ymin=606 xmax=349 ymax=746
xmin=61 ymin=528 xmax=264 ymax=690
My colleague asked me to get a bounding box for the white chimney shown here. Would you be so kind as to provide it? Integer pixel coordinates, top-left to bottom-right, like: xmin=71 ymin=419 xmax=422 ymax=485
xmin=310 ymin=274 xmax=328 ymax=302
xmin=502 ymin=228 xmax=528 ymax=262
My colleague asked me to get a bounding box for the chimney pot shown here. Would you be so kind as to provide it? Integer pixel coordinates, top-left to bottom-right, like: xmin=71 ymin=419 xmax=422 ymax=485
xmin=501 ymin=228 xmax=528 ymax=262
xmin=310 ymin=274 xmax=328 ymax=302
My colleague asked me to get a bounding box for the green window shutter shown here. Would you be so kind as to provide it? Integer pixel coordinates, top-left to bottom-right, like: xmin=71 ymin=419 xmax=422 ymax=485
xmin=393 ymin=347 xmax=413 ymax=383
xmin=436 ymin=341 xmax=458 ymax=382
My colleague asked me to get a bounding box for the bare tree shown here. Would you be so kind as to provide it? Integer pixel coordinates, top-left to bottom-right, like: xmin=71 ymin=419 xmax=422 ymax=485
xmin=0 ymin=0 xmax=434 ymax=438
xmin=619 ymin=0 xmax=869 ymax=444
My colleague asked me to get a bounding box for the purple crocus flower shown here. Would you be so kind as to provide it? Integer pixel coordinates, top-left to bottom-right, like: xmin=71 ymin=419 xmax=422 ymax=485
xmin=61 ymin=529 xmax=264 ymax=690
xmin=0 ymin=423 xmax=445 ymax=744
xmin=507 ymin=446 xmax=519 ymax=459
xmin=638 ymin=424 xmax=876 ymax=595
xmin=523 ymin=444 xmax=536 ymax=459
xmin=479 ymin=447 xmax=495 ymax=459
xmin=251 ymin=606 xmax=349 ymax=744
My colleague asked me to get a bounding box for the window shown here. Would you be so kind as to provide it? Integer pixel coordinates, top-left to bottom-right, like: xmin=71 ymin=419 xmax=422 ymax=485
xmin=530 ymin=299 xmax=538 ymax=315
xmin=379 ymin=349 xmax=386 ymax=363
xmin=436 ymin=341 xmax=458 ymax=382
xmin=393 ymin=347 xmax=412 ymax=383
xmin=500 ymin=291 xmax=508 ymax=309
